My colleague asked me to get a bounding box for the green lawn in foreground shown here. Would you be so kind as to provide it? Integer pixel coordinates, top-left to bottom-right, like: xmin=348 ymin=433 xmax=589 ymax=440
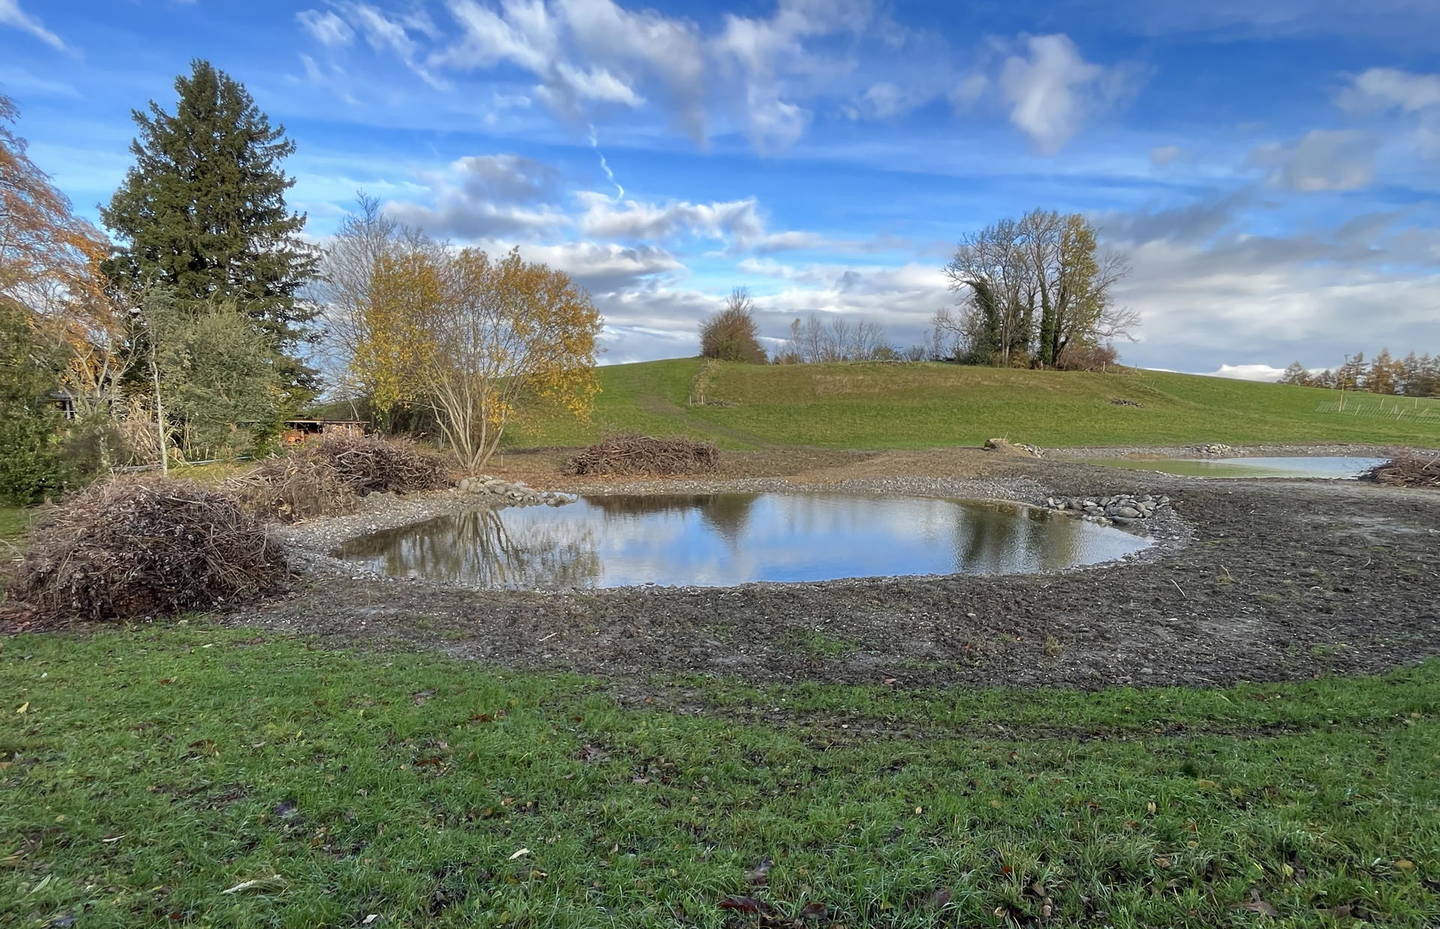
xmin=504 ymin=359 xmax=1440 ymax=450
xmin=3 ymin=625 xmax=1436 ymax=927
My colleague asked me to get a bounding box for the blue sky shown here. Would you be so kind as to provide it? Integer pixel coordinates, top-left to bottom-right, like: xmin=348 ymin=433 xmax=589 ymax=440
xmin=4 ymin=0 xmax=1439 ymax=377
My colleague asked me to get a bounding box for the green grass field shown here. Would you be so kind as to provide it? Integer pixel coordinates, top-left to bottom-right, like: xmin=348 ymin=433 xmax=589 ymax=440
xmin=504 ymin=359 xmax=1440 ymax=450
xmin=2 ymin=625 xmax=1436 ymax=928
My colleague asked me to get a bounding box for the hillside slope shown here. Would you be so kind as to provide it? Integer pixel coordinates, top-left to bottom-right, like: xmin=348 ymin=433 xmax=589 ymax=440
xmin=504 ymin=358 xmax=1440 ymax=450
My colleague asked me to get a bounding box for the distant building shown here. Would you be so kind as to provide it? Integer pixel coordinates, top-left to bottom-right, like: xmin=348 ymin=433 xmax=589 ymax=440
xmin=280 ymin=419 xmax=368 ymax=444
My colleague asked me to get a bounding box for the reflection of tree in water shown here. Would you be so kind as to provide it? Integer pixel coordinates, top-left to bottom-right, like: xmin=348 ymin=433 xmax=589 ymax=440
xmin=338 ymin=508 xmax=602 ymax=588
xmin=582 ymin=493 xmax=758 ymax=544
xmin=948 ymin=503 xmax=1083 ymax=573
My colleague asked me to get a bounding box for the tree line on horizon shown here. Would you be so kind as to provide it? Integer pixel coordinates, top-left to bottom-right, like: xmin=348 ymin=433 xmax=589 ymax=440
xmin=1278 ymin=350 xmax=1440 ymax=398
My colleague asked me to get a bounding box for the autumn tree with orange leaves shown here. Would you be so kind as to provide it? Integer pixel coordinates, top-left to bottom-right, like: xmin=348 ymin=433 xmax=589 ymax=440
xmin=1 ymin=93 xmax=128 ymax=483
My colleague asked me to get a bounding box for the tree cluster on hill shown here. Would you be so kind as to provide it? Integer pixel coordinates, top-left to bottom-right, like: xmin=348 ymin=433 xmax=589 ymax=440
xmin=703 ymin=208 xmax=1138 ymax=372
xmin=1278 ymin=350 xmax=1440 ymax=397
xmin=935 ymin=209 xmax=1136 ymax=370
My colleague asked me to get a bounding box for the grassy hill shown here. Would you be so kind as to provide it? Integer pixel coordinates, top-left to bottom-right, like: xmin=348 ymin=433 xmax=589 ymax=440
xmin=505 ymin=358 xmax=1440 ymax=450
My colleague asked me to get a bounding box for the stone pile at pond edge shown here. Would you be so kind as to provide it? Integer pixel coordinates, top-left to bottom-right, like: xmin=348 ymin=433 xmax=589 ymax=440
xmin=456 ymin=476 xmax=575 ymax=507
xmin=1044 ymin=493 xmax=1170 ymax=527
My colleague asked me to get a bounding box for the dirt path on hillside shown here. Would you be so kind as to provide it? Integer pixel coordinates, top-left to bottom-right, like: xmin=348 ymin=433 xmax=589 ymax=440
xmin=230 ymin=448 xmax=1440 ymax=691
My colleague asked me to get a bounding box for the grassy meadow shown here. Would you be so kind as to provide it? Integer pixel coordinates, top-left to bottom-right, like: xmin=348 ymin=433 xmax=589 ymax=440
xmin=505 ymin=359 xmax=1440 ymax=450
xmin=2 ymin=625 xmax=1436 ymax=928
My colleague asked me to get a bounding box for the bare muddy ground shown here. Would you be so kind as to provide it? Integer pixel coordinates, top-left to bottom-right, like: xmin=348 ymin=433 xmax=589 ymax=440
xmin=232 ymin=447 xmax=1440 ymax=691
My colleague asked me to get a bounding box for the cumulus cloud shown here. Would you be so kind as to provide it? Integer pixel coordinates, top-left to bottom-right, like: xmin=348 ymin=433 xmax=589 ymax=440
xmin=1337 ymin=67 xmax=1440 ymax=114
xmin=1250 ymin=130 xmax=1378 ymax=192
xmin=383 ymin=155 xmax=568 ymax=239
xmin=1115 ymin=224 xmax=1440 ymax=372
xmin=577 ymin=192 xmax=766 ymax=243
xmin=998 ymin=34 xmax=1129 ymax=154
xmin=1337 ymin=67 xmax=1440 ymax=157
xmin=0 ymin=0 xmax=63 ymax=49
xmin=297 ymin=9 xmax=355 ymax=47
xmin=517 ymin=241 xmax=684 ymax=292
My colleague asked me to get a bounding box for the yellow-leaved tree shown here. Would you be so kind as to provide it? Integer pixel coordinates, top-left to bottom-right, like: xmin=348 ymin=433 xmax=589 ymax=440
xmin=422 ymin=247 xmax=600 ymax=472
xmin=336 ymin=218 xmax=601 ymax=471
xmin=353 ymin=246 xmax=444 ymax=422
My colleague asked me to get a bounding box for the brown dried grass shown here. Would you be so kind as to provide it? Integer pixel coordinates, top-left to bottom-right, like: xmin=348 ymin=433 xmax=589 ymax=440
xmin=564 ymin=433 xmax=720 ymax=476
xmin=229 ymin=434 xmax=450 ymax=522
xmin=1364 ymin=453 xmax=1440 ymax=489
xmin=6 ymin=478 xmax=287 ymax=622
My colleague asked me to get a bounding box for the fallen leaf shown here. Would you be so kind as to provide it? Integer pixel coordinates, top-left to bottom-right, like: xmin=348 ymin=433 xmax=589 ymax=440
xmin=1395 ymin=859 xmax=1415 ymax=871
xmin=15 ymin=703 xmax=27 ymax=715
xmin=718 ymin=896 xmax=776 ymax=916
xmin=508 ymin=848 xmax=531 ymax=861
xmin=928 ymin=887 xmax=953 ymax=907
xmin=798 ymin=902 xmax=829 ymax=920
xmin=745 ymin=858 xmax=773 ymax=885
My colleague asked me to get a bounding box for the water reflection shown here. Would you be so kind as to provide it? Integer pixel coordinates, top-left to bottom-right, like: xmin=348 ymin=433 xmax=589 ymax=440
xmin=333 ymin=493 xmax=1150 ymax=589
xmin=1078 ymin=456 xmax=1387 ymax=479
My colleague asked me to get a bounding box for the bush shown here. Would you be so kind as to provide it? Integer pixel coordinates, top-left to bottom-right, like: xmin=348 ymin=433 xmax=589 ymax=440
xmin=6 ymin=478 xmax=286 ymax=621
xmin=229 ymin=434 xmax=450 ymax=522
xmin=699 ymin=288 xmax=767 ymax=364
xmin=564 ymin=434 xmax=720 ymax=476
xmin=1055 ymin=342 xmax=1120 ymax=372
xmin=1364 ymin=453 xmax=1440 ymax=489
xmin=0 ymin=408 xmax=67 ymax=505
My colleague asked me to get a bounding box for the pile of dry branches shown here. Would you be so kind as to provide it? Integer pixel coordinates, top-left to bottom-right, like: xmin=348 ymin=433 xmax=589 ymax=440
xmin=564 ymin=434 xmax=720 ymax=476
xmin=1364 ymin=453 xmax=1440 ymax=489
xmin=229 ymin=434 xmax=450 ymax=522
xmin=6 ymin=478 xmax=287 ymax=622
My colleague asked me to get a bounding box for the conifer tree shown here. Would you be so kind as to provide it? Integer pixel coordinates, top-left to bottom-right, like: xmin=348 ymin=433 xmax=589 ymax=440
xmin=101 ymin=60 xmax=318 ymax=395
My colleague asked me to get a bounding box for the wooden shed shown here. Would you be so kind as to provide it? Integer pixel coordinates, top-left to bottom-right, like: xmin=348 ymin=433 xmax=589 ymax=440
xmin=281 ymin=419 xmax=368 ymax=445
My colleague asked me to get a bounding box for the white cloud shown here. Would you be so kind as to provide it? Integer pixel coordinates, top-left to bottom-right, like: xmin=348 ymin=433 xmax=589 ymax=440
xmin=517 ymin=241 xmax=684 ymax=292
xmin=1250 ymin=130 xmax=1377 ymax=192
xmin=383 ymin=155 xmax=568 ymax=239
xmin=0 ymin=0 xmax=63 ymax=50
xmin=1195 ymin=364 xmax=1290 ymax=382
xmin=998 ymin=34 xmax=1127 ymax=154
xmin=297 ymin=9 xmax=355 ymax=47
xmin=1338 ymin=67 xmax=1440 ymax=115
xmin=577 ymin=192 xmax=766 ymax=243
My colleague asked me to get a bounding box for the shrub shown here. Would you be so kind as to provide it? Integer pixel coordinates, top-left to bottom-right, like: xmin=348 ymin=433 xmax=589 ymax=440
xmin=1364 ymin=453 xmax=1440 ymax=489
xmin=229 ymin=434 xmax=450 ymax=522
xmin=564 ymin=434 xmax=720 ymax=476
xmin=7 ymin=478 xmax=286 ymax=622
xmin=699 ymin=288 xmax=767 ymax=364
xmin=1055 ymin=342 xmax=1120 ymax=372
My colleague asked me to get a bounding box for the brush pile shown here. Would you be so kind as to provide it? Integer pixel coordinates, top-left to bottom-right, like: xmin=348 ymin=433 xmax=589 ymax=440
xmin=229 ymin=434 xmax=450 ymax=522
xmin=564 ymin=434 xmax=720 ymax=476
xmin=1364 ymin=453 xmax=1440 ymax=489
xmin=6 ymin=478 xmax=287 ymax=622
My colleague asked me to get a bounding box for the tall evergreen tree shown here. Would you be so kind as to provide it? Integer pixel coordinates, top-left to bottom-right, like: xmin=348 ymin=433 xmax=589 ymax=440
xmin=101 ymin=60 xmax=318 ymax=395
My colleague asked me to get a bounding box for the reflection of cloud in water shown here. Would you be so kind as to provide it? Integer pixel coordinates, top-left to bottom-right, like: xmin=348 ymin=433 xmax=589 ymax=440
xmin=334 ymin=494 xmax=1149 ymax=589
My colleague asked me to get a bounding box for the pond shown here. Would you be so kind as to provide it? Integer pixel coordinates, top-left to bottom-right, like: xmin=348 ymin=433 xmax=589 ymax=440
xmin=1076 ymin=456 xmax=1387 ymax=479
xmin=332 ymin=493 xmax=1151 ymax=590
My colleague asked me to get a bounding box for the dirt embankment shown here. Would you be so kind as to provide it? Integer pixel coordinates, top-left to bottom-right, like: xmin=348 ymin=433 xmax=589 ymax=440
xmin=235 ymin=446 xmax=1440 ymax=691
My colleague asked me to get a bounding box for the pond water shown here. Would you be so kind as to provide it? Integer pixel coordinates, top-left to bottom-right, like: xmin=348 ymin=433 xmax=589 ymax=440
xmin=1077 ymin=456 xmax=1387 ymax=479
xmin=332 ymin=493 xmax=1151 ymax=590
